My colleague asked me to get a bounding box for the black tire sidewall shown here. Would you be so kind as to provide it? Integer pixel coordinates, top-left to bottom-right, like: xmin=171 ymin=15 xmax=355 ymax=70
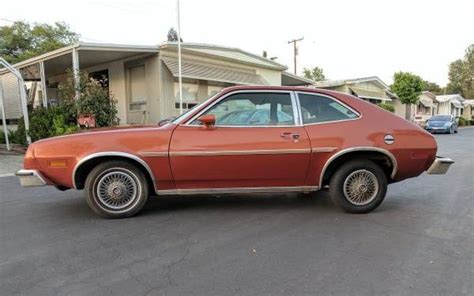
xmin=84 ymin=160 xmax=149 ymax=218
xmin=329 ymin=160 xmax=387 ymax=214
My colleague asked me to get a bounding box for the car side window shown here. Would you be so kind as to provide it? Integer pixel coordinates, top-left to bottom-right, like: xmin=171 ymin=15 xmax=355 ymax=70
xmin=298 ymin=93 xmax=359 ymax=124
xmin=192 ymin=92 xmax=295 ymax=126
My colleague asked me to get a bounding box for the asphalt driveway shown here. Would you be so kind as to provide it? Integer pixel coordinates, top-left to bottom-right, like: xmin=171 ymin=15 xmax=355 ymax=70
xmin=0 ymin=128 xmax=473 ymax=296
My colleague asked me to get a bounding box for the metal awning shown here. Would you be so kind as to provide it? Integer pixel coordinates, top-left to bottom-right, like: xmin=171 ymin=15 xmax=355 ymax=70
xmin=349 ymin=87 xmax=391 ymax=101
xmin=451 ymin=100 xmax=463 ymax=108
xmin=162 ymin=57 xmax=268 ymax=85
xmin=419 ymin=99 xmax=434 ymax=108
xmin=281 ymin=72 xmax=315 ymax=86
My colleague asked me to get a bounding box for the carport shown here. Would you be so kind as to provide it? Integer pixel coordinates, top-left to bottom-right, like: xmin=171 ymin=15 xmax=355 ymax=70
xmin=4 ymin=42 xmax=159 ymax=106
xmin=0 ymin=42 xmax=159 ymax=147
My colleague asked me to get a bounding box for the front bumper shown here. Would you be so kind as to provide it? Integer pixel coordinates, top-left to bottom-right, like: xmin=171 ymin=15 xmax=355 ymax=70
xmin=425 ymin=126 xmax=450 ymax=133
xmin=15 ymin=169 xmax=47 ymax=187
xmin=427 ymin=157 xmax=454 ymax=174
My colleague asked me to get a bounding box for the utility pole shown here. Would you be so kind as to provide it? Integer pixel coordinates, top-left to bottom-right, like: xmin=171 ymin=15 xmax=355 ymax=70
xmin=288 ymin=37 xmax=303 ymax=75
xmin=177 ymin=0 xmax=183 ymax=115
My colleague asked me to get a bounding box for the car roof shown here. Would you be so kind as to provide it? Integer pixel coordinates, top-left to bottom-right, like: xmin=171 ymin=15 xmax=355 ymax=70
xmin=220 ymin=85 xmax=346 ymax=98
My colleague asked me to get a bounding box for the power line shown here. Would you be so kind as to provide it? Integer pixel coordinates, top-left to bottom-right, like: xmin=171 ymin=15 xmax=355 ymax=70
xmin=0 ymin=18 xmax=15 ymax=23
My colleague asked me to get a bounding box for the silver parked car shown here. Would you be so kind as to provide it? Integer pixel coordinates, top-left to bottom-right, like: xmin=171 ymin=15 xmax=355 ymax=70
xmin=425 ymin=115 xmax=458 ymax=134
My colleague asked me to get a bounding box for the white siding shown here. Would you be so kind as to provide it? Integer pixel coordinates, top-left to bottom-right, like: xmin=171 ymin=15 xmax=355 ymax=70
xmin=0 ymin=73 xmax=22 ymax=120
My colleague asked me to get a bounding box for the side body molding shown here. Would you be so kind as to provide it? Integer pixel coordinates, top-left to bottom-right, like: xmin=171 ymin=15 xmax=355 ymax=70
xmin=318 ymin=147 xmax=398 ymax=188
xmin=72 ymin=151 xmax=157 ymax=190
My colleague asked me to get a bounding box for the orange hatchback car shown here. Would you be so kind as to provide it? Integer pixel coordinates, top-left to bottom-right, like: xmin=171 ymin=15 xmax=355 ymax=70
xmin=16 ymin=86 xmax=453 ymax=218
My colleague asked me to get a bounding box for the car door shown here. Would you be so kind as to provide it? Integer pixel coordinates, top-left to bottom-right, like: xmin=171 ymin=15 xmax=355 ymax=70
xmin=169 ymin=91 xmax=312 ymax=191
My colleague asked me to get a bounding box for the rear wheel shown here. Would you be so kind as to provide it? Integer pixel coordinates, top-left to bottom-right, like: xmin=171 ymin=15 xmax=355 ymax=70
xmin=329 ymin=160 xmax=387 ymax=213
xmin=84 ymin=160 xmax=149 ymax=218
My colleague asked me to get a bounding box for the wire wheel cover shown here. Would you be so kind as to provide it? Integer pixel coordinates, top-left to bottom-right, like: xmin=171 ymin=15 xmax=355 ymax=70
xmin=343 ymin=169 xmax=379 ymax=206
xmin=96 ymin=170 xmax=138 ymax=210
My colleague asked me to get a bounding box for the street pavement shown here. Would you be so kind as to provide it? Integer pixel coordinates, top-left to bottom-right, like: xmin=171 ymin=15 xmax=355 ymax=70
xmin=0 ymin=128 xmax=473 ymax=296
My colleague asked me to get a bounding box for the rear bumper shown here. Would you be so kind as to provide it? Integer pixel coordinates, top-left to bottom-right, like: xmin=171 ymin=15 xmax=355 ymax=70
xmin=15 ymin=169 xmax=47 ymax=187
xmin=427 ymin=157 xmax=454 ymax=175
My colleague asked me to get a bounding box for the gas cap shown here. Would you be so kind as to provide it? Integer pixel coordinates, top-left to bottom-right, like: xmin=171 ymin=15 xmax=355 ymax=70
xmin=384 ymin=134 xmax=394 ymax=145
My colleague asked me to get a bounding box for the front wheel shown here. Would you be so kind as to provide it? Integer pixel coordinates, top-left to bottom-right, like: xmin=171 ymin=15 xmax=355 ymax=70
xmin=84 ymin=160 xmax=149 ymax=218
xmin=329 ymin=160 xmax=387 ymax=213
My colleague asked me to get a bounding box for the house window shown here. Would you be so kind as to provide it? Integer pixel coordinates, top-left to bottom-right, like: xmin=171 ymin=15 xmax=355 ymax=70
xmin=89 ymin=69 xmax=109 ymax=89
xmin=174 ymin=80 xmax=198 ymax=110
xmin=208 ymin=85 xmax=224 ymax=97
xmin=128 ymin=65 xmax=147 ymax=111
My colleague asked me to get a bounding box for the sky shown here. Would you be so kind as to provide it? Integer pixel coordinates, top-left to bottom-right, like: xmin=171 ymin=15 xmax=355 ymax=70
xmin=1 ymin=0 xmax=472 ymax=86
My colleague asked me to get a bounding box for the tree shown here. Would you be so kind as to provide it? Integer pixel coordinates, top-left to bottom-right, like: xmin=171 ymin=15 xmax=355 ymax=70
xmin=303 ymin=66 xmax=326 ymax=81
xmin=0 ymin=21 xmax=79 ymax=64
xmin=390 ymin=72 xmax=424 ymax=120
xmin=446 ymin=44 xmax=473 ymax=99
xmin=422 ymin=80 xmax=442 ymax=94
xmin=167 ymin=27 xmax=182 ymax=42
xmin=446 ymin=59 xmax=465 ymax=95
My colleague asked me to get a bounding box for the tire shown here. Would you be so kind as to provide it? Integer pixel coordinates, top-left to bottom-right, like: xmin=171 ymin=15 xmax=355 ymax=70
xmin=84 ymin=160 xmax=149 ymax=218
xmin=329 ymin=160 xmax=387 ymax=214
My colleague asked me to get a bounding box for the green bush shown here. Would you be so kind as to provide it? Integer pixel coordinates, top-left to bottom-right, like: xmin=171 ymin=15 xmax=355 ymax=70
xmin=76 ymin=78 xmax=119 ymax=127
xmin=12 ymin=69 xmax=118 ymax=145
xmin=1 ymin=128 xmax=25 ymax=145
xmin=376 ymin=103 xmax=395 ymax=113
xmin=15 ymin=101 xmax=78 ymax=144
xmin=458 ymin=117 xmax=469 ymax=126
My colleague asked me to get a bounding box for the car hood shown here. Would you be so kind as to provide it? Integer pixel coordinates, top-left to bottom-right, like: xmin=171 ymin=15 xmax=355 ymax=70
xmin=34 ymin=124 xmax=165 ymax=145
xmin=77 ymin=124 xmax=155 ymax=133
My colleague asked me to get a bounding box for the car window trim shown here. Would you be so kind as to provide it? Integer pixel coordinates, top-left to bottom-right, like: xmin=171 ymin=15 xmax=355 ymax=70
xmin=183 ymin=90 xmax=300 ymax=128
xmin=295 ymin=91 xmax=362 ymax=126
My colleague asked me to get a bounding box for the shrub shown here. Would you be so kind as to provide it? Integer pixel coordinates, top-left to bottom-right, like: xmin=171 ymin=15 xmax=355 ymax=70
xmin=76 ymin=78 xmax=119 ymax=127
xmin=377 ymin=103 xmax=395 ymax=113
xmin=59 ymin=69 xmax=119 ymax=127
xmin=1 ymin=128 xmax=26 ymax=145
xmin=458 ymin=117 xmax=469 ymax=126
xmin=15 ymin=101 xmax=78 ymax=144
xmin=13 ymin=69 xmax=118 ymax=145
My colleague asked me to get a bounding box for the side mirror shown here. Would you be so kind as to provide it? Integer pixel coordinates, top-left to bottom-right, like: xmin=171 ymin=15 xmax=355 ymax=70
xmin=198 ymin=114 xmax=216 ymax=129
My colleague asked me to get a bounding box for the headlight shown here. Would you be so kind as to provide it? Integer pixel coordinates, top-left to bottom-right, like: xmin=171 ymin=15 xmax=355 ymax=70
xmin=444 ymin=122 xmax=451 ymax=127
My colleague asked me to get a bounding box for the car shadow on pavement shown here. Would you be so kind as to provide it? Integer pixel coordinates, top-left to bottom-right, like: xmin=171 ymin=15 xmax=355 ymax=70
xmin=139 ymin=191 xmax=341 ymax=217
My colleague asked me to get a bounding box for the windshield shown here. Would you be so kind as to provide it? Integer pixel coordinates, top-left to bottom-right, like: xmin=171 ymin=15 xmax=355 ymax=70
xmin=428 ymin=115 xmax=451 ymax=121
xmin=171 ymin=93 xmax=219 ymax=124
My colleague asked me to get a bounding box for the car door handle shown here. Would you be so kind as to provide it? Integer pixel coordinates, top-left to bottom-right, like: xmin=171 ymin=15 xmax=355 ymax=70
xmin=281 ymin=133 xmax=300 ymax=140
